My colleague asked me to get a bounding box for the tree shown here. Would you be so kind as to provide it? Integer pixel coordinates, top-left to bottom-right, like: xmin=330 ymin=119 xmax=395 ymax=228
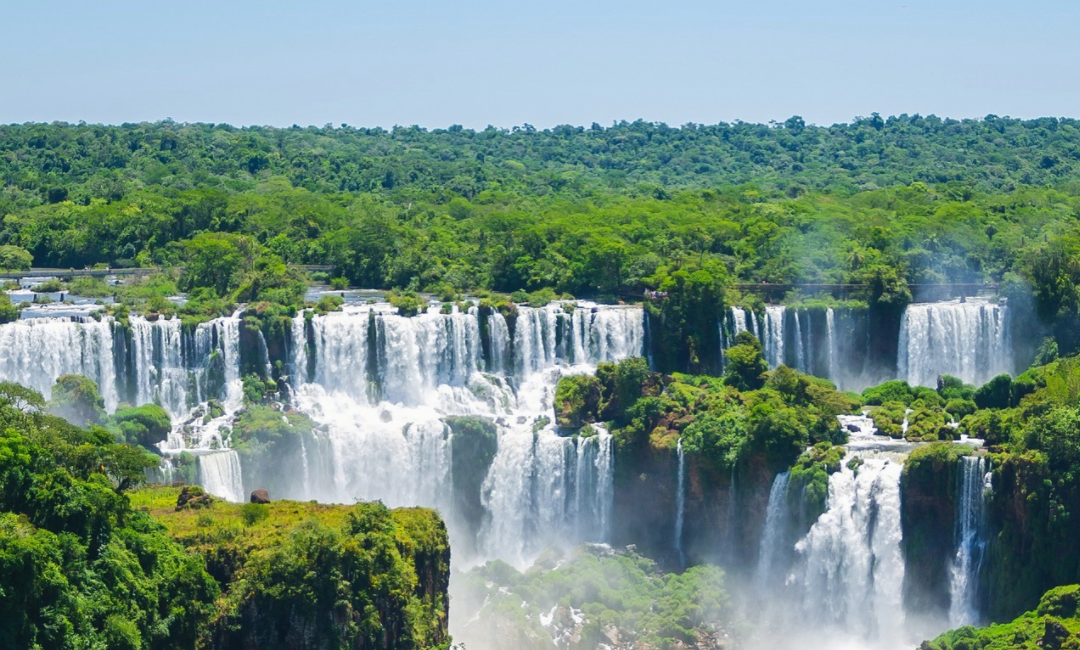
xmin=0 ymin=245 xmax=32 ymax=271
xmin=178 ymin=233 xmax=252 ymax=297
xmin=724 ymin=331 xmax=768 ymax=392
xmin=48 ymin=374 xmax=105 ymax=426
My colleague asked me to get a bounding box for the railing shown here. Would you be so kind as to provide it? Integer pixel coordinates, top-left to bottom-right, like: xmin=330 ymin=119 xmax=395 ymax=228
xmin=0 ymin=267 xmax=159 ymax=280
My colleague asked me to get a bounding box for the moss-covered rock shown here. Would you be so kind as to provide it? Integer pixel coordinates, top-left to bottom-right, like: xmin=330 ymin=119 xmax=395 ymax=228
xmin=446 ymin=415 xmax=498 ymax=554
xmin=921 ymin=584 xmax=1080 ymax=650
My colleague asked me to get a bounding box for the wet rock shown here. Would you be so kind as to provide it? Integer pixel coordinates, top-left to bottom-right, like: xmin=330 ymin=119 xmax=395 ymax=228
xmin=250 ymin=488 xmax=271 ymax=504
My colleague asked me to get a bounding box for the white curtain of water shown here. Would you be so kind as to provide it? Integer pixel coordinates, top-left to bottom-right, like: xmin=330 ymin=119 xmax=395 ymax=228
xmin=898 ymin=299 xmax=1013 ymax=388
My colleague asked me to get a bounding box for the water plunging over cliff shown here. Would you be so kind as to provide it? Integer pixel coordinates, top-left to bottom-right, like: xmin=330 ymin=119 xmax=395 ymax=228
xmin=674 ymin=438 xmax=685 ymax=565
xmin=286 ymin=302 xmax=642 ymax=566
xmin=793 ymin=455 xmax=907 ymax=645
xmin=755 ymin=471 xmax=790 ymax=593
xmin=898 ymin=299 xmax=1013 ymax=388
xmin=949 ymin=455 xmax=991 ymax=627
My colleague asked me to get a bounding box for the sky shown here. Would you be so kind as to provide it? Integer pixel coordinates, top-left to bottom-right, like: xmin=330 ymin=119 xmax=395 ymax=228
xmin=2 ymin=0 xmax=1078 ymax=130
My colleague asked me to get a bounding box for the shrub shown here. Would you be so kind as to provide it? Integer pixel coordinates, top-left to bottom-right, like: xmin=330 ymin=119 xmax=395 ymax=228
xmin=240 ymin=503 xmax=270 ymax=526
xmin=974 ymin=373 xmax=1013 ymax=410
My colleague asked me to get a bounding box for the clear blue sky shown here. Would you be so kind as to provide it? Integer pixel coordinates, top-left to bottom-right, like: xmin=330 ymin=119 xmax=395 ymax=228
xmin=2 ymin=0 xmax=1077 ymax=129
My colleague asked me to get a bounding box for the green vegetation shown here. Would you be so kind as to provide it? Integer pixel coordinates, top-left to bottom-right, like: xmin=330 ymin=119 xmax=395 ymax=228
xmin=457 ymin=545 xmax=728 ymax=650
xmin=924 ymin=584 xmax=1080 ymax=650
xmin=560 ymin=347 xmax=854 ymax=473
xmin=132 ymin=487 xmax=451 ymax=650
xmin=0 ymin=373 xmax=452 ymax=650
xmin=0 ymin=382 xmax=212 ymax=650
xmin=6 ymin=120 xmax=1080 ymax=356
xmin=0 ymin=245 xmax=32 ymax=270
xmin=0 ymin=293 xmax=19 ymax=324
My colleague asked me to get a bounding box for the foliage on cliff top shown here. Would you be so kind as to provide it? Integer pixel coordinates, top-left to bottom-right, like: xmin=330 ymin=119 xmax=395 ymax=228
xmin=581 ymin=348 xmax=854 ymax=472
xmin=456 ymin=545 xmax=728 ymax=650
xmin=131 ymin=486 xmax=451 ymax=649
xmin=923 ymin=584 xmax=1080 ymax=650
xmin=0 ymin=383 xmax=216 ymax=650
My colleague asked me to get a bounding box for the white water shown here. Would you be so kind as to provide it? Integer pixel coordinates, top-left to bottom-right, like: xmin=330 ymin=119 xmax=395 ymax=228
xmin=898 ymin=299 xmax=1013 ymax=388
xmin=948 ymin=456 xmax=991 ymax=627
xmin=762 ymin=305 xmax=785 ymax=368
xmin=794 ymin=455 xmax=907 ymax=646
xmin=674 ymin=438 xmax=685 ymax=564
xmin=0 ymin=316 xmax=119 ymax=410
xmin=826 ymin=308 xmax=840 ymax=385
xmin=198 ymin=449 xmax=245 ymax=503
xmin=755 ymin=471 xmax=789 ymax=593
xmin=287 ymin=301 xmax=641 ymax=567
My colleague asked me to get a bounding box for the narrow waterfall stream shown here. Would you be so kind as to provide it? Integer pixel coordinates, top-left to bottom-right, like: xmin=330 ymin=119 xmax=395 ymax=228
xmin=674 ymin=438 xmax=685 ymax=566
xmin=949 ymin=455 xmax=991 ymax=627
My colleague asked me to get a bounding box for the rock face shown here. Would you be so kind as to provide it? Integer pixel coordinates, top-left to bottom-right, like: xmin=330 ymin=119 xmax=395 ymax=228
xmin=249 ymin=488 xmax=270 ymax=503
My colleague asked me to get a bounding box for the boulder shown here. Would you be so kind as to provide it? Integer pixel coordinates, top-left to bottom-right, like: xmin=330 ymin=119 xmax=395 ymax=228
xmin=250 ymin=488 xmax=271 ymax=504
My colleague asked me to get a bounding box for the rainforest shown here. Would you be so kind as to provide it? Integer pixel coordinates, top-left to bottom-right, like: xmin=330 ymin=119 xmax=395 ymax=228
xmin=4 ymin=117 xmax=1080 ymax=650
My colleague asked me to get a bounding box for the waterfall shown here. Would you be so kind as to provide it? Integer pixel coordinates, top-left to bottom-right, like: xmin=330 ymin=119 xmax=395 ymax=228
xmin=286 ymin=301 xmax=642 ymax=567
xmin=198 ymin=450 xmax=245 ymax=502
xmin=479 ymin=427 xmax=614 ymax=567
xmin=826 ymin=308 xmax=839 ymax=385
xmin=793 ymin=311 xmax=807 ymax=373
xmin=792 ymin=455 xmax=906 ymax=644
xmin=762 ymin=305 xmax=785 ymax=368
xmin=674 ymin=438 xmax=686 ymax=564
xmin=755 ymin=471 xmax=790 ymax=592
xmin=898 ymin=299 xmax=1013 ymax=387
xmin=948 ymin=456 xmax=990 ymax=627
xmin=488 ymin=311 xmax=510 ymax=374
xmin=730 ymin=307 xmax=749 ymax=335
xmin=0 ymin=316 xmax=118 ymax=410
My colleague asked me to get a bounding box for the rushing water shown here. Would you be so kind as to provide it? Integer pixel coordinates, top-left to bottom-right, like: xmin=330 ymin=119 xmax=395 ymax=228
xmin=949 ymin=456 xmax=991 ymax=627
xmin=0 ymin=297 xmax=1009 ymax=646
xmin=754 ymin=470 xmax=790 ymax=594
xmin=793 ymin=455 xmax=907 ymax=646
xmin=287 ymin=302 xmax=641 ymax=566
xmin=898 ymin=299 xmax=1013 ymax=388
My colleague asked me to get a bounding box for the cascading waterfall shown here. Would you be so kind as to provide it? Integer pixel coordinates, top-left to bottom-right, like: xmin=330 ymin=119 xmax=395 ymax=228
xmin=826 ymin=308 xmax=840 ymax=384
xmin=0 ymin=315 xmax=119 ymax=410
xmin=898 ymin=299 xmax=1013 ymax=388
xmin=0 ymin=312 xmax=247 ymax=501
xmin=791 ymin=455 xmax=906 ymax=645
xmin=198 ymin=449 xmax=245 ymax=503
xmin=762 ymin=305 xmax=785 ymax=368
xmin=948 ymin=455 xmax=991 ymax=627
xmin=755 ymin=471 xmax=790 ymax=593
xmin=674 ymin=438 xmax=685 ymax=565
xmin=793 ymin=310 xmax=807 ymax=373
xmin=286 ymin=301 xmax=642 ymax=567
xmin=480 ymin=427 xmax=614 ymax=567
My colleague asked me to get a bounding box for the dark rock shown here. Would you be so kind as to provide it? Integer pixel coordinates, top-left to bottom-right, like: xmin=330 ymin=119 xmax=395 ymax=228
xmin=846 ymin=423 xmax=861 ymax=433
xmin=250 ymin=488 xmax=271 ymax=504
xmin=176 ymin=485 xmax=214 ymax=511
xmin=1042 ymin=618 xmax=1069 ymax=649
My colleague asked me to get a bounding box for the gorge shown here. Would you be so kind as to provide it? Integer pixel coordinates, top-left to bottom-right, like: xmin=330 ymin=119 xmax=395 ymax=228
xmin=0 ymin=292 xmax=1039 ymax=648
